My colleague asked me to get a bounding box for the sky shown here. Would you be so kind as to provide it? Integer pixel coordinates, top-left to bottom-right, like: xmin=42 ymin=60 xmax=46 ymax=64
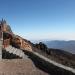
xmin=0 ymin=0 xmax=75 ymax=41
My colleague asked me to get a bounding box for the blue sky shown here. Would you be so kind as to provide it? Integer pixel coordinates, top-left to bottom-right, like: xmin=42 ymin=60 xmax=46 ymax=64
xmin=0 ymin=0 xmax=75 ymax=41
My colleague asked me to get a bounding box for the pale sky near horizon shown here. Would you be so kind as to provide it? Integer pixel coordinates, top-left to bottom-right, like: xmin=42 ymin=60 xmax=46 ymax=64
xmin=0 ymin=0 xmax=75 ymax=41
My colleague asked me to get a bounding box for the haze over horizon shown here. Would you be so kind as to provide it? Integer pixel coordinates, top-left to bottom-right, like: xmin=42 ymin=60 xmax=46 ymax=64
xmin=0 ymin=0 xmax=75 ymax=41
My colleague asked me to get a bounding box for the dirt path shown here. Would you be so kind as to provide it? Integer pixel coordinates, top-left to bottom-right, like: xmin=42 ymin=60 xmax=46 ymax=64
xmin=0 ymin=59 xmax=49 ymax=75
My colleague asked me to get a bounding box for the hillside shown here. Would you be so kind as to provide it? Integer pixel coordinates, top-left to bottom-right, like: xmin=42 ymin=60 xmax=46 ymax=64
xmin=33 ymin=42 xmax=75 ymax=69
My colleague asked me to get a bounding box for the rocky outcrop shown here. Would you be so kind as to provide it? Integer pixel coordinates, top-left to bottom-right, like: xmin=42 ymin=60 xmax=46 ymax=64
xmin=0 ymin=19 xmax=32 ymax=52
xmin=11 ymin=35 xmax=32 ymax=51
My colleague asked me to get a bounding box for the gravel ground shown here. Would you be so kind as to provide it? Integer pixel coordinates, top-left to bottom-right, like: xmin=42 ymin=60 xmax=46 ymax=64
xmin=0 ymin=59 xmax=49 ymax=75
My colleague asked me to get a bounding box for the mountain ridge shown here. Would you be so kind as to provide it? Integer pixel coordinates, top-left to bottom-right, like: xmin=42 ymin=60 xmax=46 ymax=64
xmin=42 ymin=40 xmax=75 ymax=54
